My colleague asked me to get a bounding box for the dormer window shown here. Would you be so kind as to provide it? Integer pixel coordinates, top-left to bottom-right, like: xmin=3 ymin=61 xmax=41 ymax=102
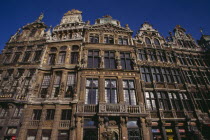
xmin=154 ymin=38 xmax=160 ymax=47
xmin=104 ymin=35 xmax=114 ymax=44
xmin=89 ymin=34 xmax=99 ymax=43
xmin=145 ymin=37 xmax=151 ymax=47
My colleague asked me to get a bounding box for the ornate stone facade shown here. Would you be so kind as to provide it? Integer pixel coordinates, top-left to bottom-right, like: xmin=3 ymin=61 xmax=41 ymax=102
xmin=0 ymin=9 xmax=210 ymax=140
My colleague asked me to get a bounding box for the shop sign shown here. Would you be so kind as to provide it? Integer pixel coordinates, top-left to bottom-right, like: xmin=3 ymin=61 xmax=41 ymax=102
xmin=168 ymin=137 xmax=174 ymax=140
xmin=179 ymin=129 xmax=185 ymax=133
xmin=152 ymin=129 xmax=160 ymax=133
xmin=166 ymin=129 xmax=173 ymax=133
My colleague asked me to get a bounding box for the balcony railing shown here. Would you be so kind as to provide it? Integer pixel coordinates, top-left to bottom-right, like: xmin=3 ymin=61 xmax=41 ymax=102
xmin=77 ymin=104 xmax=98 ymax=113
xmin=77 ymin=104 xmax=141 ymax=114
xmin=0 ymin=92 xmax=28 ymax=101
xmin=59 ymin=120 xmax=70 ymax=128
xmin=29 ymin=120 xmax=39 ymax=127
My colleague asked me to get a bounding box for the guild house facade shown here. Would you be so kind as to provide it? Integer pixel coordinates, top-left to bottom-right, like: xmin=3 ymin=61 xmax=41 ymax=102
xmin=0 ymin=9 xmax=210 ymax=140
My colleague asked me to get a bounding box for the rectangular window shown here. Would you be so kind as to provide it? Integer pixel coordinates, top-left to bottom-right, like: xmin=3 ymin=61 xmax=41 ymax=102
xmin=123 ymin=80 xmax=136 ymax=105
xmin=41 ymin=130 xmax=51 ymax=140
xmin=118 ymin=38 xmax=123 ymax=45
xmin=157 ymin=51 xmax=166 ymax=62
xmin=27 ymin=69 xmax=35 ymax=77
xmin=194 ymin=55 xmax=203 ymax=66
xmin=140 ymin=67 xmax=152 ymax=82
xmin=123 ymin=38 xmax=128 ymax=45
xmin=71 ymin=52 xmax=79 ymax=64
xmin=105 ymin=79 xmax=117 ymax=103
xmin=183 ymin=71 xmax=194 ymax=84
xmin=40 ymin=74 xmax=51 ymax=98
xmin=127 ymin=120 xmax=141 ymax=139
xmin=0 ymin=109 xmax=8 ymax=118
xmin=7 ymin=127 xmax=17 ymax=135
xmin=16 ymin=69 xmax=24 ymax=78
xmin=3 ymin=54 xmax=11 ymax=64
xmin=32 ymin=109 xmax=42 ymax=120
xmin=121 ymin=52 xmax=132 ymax=70
xmin=138 ymin=50 xmax=147 ymax=61
xmin=148 ymin=50 xmax=157 ymax=61
xmin=27 ymin=129 xmax=37 ymax=140
xmin=46 ymin=109 xmax=55 ymax=120
xmin=186 ymin=55 xmax=195 ymax=66
xmin=171 ymin=69 xmax=182 ymax=84
xmin=151 ymin=67 xmax=163 ymax=82
xmin=90 ymin=35 xmax=99 ymax=43
xmin=168 ymin=92 xmax=182 ymax=110
xmin=161 ymin=68 xmax=172 ymax=83
xmin=192 ymin=71 xmax=203 ymax=85
xmin=61 ymin=109 xmax=71 ymax=120
xmin=22 ymin=51 xmax=31 ymax=62
xmin=179 ymin=93 xmax=192 ymax=111
xmin=12 ymin=53 xmax=21 ymax=63
xmin=104 ymin=51 xmax=116 ymax=69
xmin=33 ymin=50 xmax=42 ymax=61
xmin=85 ymin=78 xmax=98 ymax=104
xmin=58 ymin=130 xmax=69 ymax=140
xmin=157 ymin=92 xmax=171 ymax=110
xmin=145 ymin=91 xmax=157 ymax=110
xmin=201 ymin=71 xmax=210 ymax=84
xmin=104 ymin=36 xmax=114 ymax=44
xmin=57 ymin=52 xmax=66 ymax=64
xmin=192 ymin=92 xmax=206 ymax=112
xmin=167 ymin=52 xmax=175 ymax=63
xmin=178 ymin=54 xmax=187 ymax=65
xmin=48 ymin=54 xmax=56 ymax=65
xmin=88 ymin=50 xmax=99 ymax=68
xmin=65 ymin=73 xmax=75 ymax=98
xmin=13 ymin=107 xmax=23 ymax=118
xmin=52 ymin=72 xmax=62 ymax=97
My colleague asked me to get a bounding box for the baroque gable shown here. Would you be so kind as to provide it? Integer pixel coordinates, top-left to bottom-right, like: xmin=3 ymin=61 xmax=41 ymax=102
xmin=87 ymin=23 xmax=133 ymax=34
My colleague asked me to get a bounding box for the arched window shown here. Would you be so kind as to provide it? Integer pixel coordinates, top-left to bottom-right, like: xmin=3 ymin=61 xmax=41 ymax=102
xmin=145 ymin=37 xmax=151 ymax=46
xmin=154 ymin=38 xmax=160 ymax=46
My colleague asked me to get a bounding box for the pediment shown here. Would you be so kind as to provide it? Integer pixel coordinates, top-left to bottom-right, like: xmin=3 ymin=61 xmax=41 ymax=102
xmin=87 ymin=23 xmax=133 ymax=33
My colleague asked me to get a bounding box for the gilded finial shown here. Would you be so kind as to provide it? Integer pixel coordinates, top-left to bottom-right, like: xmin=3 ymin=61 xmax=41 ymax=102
xmin=200 ymin=27 xmax=204 ymax=35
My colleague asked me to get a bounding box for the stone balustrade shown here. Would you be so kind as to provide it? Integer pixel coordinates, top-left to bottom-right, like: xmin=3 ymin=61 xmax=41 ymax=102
xmin=77 ymin=103 xmax=141 ymax=114
xmin=59 ymin=120 xmax=71 ymax=128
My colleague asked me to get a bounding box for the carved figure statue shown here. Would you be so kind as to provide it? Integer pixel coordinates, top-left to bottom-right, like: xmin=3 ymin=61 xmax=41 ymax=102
xmin=46 ymin=26 xmax=52 ymax=40
xmin=10 ymin=28 xmax=21 ymax=42
xmin=36 ymin=13 xmax=44 ymax=22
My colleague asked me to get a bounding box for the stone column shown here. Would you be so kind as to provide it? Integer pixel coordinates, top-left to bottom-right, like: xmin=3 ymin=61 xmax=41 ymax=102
xmin=18 ymin=105 xmax=33 ymax=139
xmin=35 ymin=108 xmax=47 ymax=140
xmin=120 ymin=117 xmax=128 ymax=140
xmin=75 ymin=117 xmax=83 ymax=140
xmin=99 ymin=76 xmax=105 ymax=103
xmin=50 ymin=105 xmax=61 ymax=140
xmin=141 ymin=118 xmax=150 ymax=140
xmin=70 ymin=104 xmax=77 ymax=140
xmin=118 ymin=76 xmax=124 ymax=103
xmin=98 ymin=117 xmax=105 ymax=140
xmin=79 ymin=76 xmax=86 ymax=101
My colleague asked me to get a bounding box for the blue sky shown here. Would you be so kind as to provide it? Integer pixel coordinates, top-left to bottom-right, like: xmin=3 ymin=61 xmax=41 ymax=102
xmin=0 ymin=0 xmax=210 ymax=50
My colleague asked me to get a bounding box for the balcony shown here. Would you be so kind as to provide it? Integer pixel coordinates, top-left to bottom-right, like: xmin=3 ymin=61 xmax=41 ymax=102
xmin=77 ymin=104 xmax=142 ymax=114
